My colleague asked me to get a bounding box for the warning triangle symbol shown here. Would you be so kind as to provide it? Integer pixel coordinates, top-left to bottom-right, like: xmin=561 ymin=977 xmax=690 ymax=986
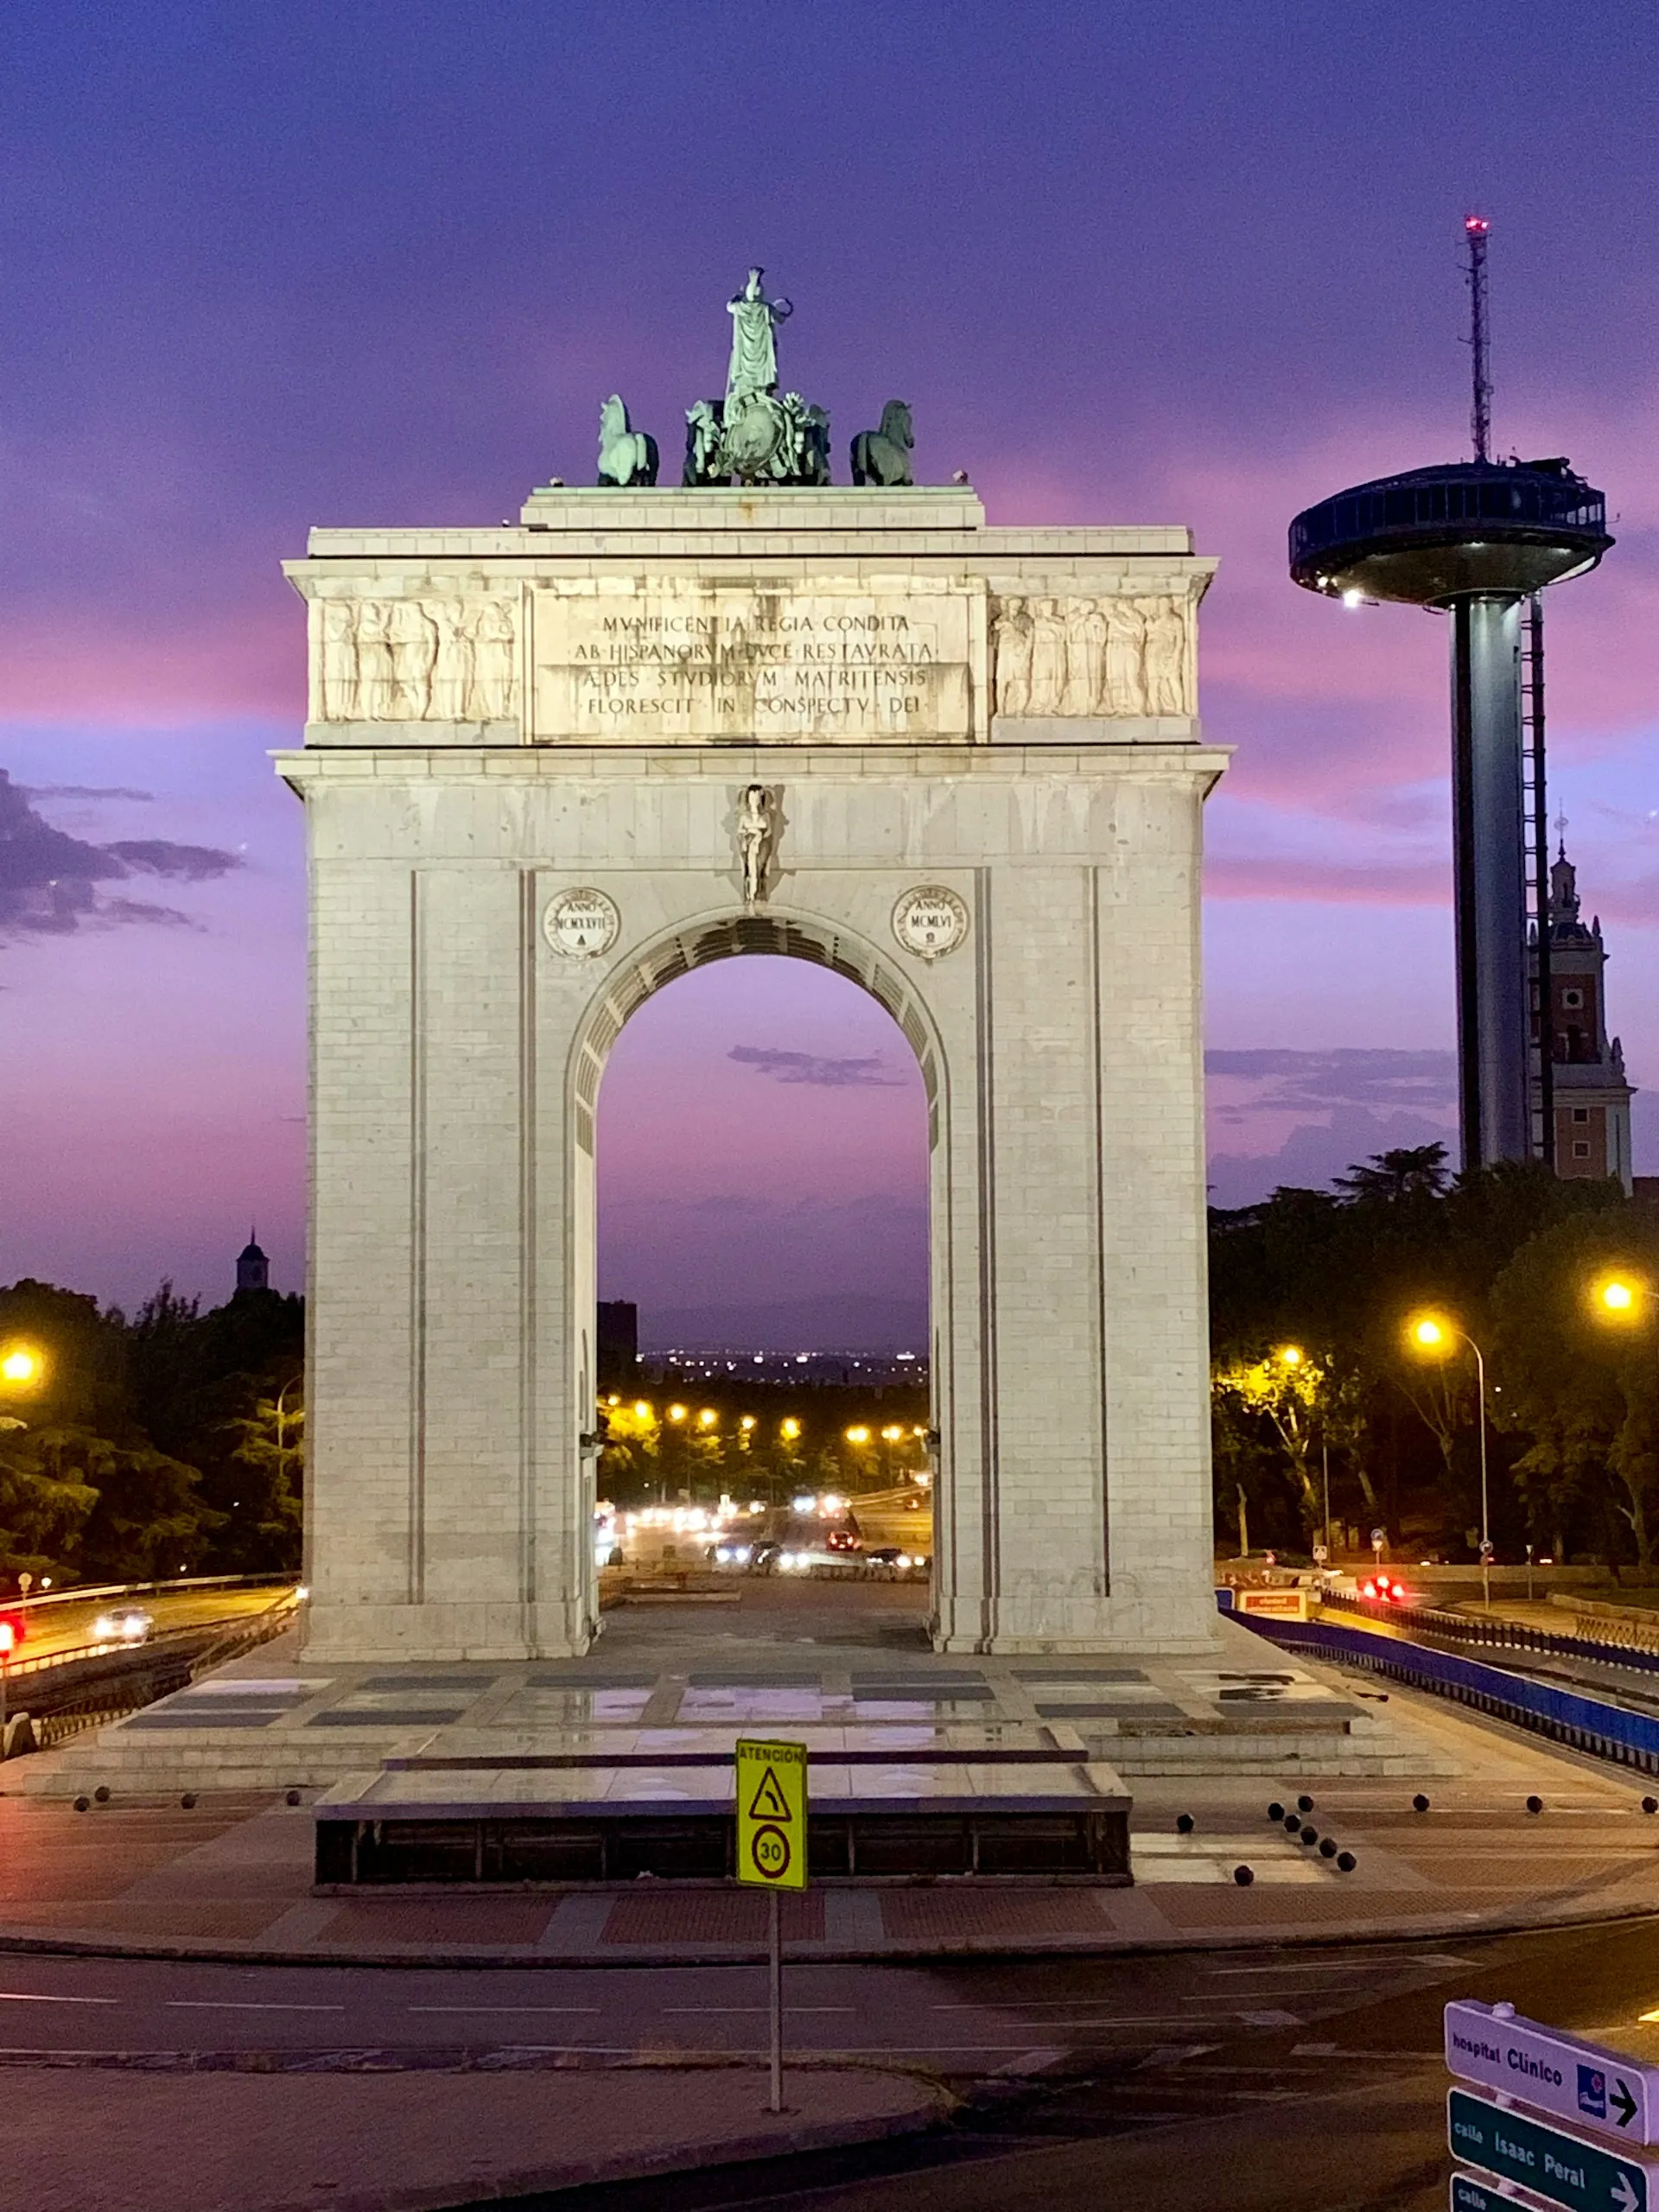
xmin=747 ymin=1766 xmax=793 ymax=1822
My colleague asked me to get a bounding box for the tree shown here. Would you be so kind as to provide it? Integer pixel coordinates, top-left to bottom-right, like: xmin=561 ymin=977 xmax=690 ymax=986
xmin=1489 ymin=1213 xmax=1659 ymax=1565
xmin=1212 ymin=1349 xmax=1326 ymax=1540
xmin=1333 ymin=1143 xmax=1452 ymax=1205
xmin=220 ymin=1392 xmax=304 ymax=1572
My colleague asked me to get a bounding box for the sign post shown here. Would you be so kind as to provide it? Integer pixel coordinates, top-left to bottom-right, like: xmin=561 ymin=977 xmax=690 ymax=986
xmin=735 ymin=1738 xmax=808 ymax=2114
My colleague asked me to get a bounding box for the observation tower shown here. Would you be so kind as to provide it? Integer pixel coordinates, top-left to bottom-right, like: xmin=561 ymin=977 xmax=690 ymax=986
xmin=1288 ymin=220 xmax=1612 ymax=1168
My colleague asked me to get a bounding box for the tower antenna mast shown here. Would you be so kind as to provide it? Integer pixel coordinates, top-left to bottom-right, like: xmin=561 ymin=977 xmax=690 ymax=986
xmin=1465 ymin=215 xmax=1492 ymax=462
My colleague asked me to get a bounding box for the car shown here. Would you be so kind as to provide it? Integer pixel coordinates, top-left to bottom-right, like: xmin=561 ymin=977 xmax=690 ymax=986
xmin=91 ymin=1607 xmax=154 ymax=1643
xmin=862 ymin=1548 xmax=929 ymax=1580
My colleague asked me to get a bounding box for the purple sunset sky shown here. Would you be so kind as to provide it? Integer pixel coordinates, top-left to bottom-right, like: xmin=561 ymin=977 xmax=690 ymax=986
xmin=2 ymin=2 xmax=1656 ymax=1329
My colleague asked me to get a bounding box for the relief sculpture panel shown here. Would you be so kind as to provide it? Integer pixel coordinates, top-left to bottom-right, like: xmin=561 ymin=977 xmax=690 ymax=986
xmin=312 ymin=591 xmax=518 ymax=723
xmin=991 ymin=594 xmax=1194 ymax=719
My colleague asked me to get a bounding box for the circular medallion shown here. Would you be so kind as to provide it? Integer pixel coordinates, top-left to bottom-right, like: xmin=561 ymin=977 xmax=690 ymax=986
xmin=891 ymin=884 xmax=969 ymax=963
xmin=543 ymin=887 xmax=620 ymax=960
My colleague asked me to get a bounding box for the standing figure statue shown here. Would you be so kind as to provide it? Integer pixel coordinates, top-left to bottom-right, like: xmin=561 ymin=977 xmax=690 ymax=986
xmin=726 ymin=267 xmax=791 ymax=404
xmin=354 ymin=601 xmax=397 ymax=720
xmin=318 ymin=600 xmax=361 ymax=721
xmin=387 ymin=598 xmax=439 ymax=719
xmin=468 ymin=597 xmax=517 ymax=722
xmin=1027 ymin=599 xmax=1068 ymax=716
xmin=1139 ymin=597 xmax=1190 ymax=715
xmin=1105 ymin=598 xmax=1148 ymax=715
xmin=992 ymin=597 xmax=1033 ymax=717
xmin=737 ymin=783 xmax=774 ymax=905
xmin=1063 ymin=600 xmax=1109 ymax=715
xmin=597 ymin=396 xmax=659 ymax=487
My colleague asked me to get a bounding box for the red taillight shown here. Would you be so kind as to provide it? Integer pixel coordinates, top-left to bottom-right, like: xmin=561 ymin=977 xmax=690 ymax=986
xmin=1362 ymin=1580 xmax=1377 ymax=1599
xmin=1389 ymin=1586 xmax=1409 ymax=1605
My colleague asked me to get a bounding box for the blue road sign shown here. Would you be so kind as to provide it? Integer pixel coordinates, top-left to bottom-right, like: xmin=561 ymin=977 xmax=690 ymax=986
xmin=1448 ymin=2088 xmax=1656 ymax=2212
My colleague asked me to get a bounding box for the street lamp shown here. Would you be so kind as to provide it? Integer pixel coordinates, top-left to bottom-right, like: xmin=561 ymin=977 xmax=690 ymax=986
xmin=1408 ymin=1312 xmax=1493 ymax=1610
xmin=0 ymin=1347 xmax=42 ymax=1389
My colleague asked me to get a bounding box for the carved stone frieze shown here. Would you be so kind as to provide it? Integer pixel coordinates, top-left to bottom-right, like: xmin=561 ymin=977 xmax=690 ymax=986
xmin=313 ymin=593 xmax=518 ymax=723
xmin=990 ymin=593 xmax=1193 ymax=719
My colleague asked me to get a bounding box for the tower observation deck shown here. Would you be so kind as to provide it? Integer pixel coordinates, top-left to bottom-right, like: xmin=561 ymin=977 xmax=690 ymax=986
xmin=1287 ymin=226 xmax=1613 ymax=1172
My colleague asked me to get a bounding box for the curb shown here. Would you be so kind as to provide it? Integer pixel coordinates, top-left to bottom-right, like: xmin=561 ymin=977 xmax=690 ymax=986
xmin=3 ymin=2063 xmax=953 ymax=2212
xmin=3 ymin=1886 xmax=1659 ymax=1969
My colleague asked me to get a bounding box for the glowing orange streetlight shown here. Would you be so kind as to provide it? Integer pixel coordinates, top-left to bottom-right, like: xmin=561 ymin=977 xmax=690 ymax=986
xmin=0 ymin=1347 xmax=41 ymax=1389
xmin=1593 ymin=1274 xmax=1647 ymax=1321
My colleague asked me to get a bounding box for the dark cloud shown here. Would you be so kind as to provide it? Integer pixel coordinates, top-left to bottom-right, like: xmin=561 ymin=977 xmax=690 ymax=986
xmin=0 ymin=771 xmax=238 ymax=941
xmin=1205 ymin=1047 xmax=1458 ymax=1115
xmin=22 ymin=785 xmax=154 ymax=803
xmin=728 ymin=1045 xmax=903 ymax=1088
xmin=1208 ymin=1103 xmax=1459 ymax=1211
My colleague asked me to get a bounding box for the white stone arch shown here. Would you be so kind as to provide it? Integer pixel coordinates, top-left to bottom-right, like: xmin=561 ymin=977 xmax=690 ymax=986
xmin=563 ymin=900 xmax=951 ymax=1640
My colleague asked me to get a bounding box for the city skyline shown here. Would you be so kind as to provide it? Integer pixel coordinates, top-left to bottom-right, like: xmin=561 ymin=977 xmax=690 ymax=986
xmin=2 ymin=1 xmax=1656 ymax=1313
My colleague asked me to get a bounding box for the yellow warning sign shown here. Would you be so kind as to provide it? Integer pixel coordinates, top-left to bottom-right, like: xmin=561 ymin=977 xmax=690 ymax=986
xmin=735 ymin=1738 xmax=808 ymax=1891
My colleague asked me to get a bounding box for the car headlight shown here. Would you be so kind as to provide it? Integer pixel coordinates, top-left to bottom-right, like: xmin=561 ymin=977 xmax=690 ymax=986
xmin=92 ymin=1616 xmax=113 ymax=1639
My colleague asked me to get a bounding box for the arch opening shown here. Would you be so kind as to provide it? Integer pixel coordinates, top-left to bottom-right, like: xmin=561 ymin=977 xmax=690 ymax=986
xmin=577 ymin=922 xmax=938 ymax=1645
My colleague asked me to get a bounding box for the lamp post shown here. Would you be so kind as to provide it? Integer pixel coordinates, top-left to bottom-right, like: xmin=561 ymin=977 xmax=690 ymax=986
xmin=1408 ymin=1314 xmax=1492 ymax=1611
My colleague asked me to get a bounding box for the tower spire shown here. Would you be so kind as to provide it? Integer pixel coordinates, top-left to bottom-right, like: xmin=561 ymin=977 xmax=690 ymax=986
xmin=1465 ymin=215 xmax=1492 ymax=463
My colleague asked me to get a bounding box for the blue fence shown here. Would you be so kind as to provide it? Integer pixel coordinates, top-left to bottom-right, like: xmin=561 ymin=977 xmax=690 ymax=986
xmin=1236 ymin=1611 xmax=1659 ymax=1777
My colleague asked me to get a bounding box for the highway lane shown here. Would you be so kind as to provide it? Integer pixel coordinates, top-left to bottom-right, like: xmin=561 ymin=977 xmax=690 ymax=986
xmin=3 ymin=1584 xmax=292 ymax=1665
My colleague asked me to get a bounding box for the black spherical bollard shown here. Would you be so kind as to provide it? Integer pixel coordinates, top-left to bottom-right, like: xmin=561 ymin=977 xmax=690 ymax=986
xmin=93 ymin=1785 xmax=111 ymax=1803
xmin=181 ymin=1792 xmax=197 ymax=1809
xmin=1175 ymin=1812 xmax=1195 ymax=1834
xmin=1300 ymin=1824 xmax=1318 ymax=1846
xmin=1413 ymin=1793 xmax=1431 ymax=1814
xmin=1644 ymin=1797 xmax=1659 ymax=1816
xmin=1283 ymin=1812 xmax=1300 ymax=1832
xmin=1336 ymin=1851 xmax=1357 ymax=1872
xmin=1526 ymin=1795 xmax=1544 ymax=1815
xmin=1233 ymin=1864 xmax=1255 ymax=1886
xmin=1319 ymin=1837 xmax=1338 ymax=1859
xmin=73 ymin=1796 xmax=89 ymax=1813
xmin=1297 ymin=1794 xmax=1315 ymax=1814
xmin=1267 ymin=1802 xmax=1286 ymax=1823
xmin=286 ymin=1789 xmax=302 ymax=1808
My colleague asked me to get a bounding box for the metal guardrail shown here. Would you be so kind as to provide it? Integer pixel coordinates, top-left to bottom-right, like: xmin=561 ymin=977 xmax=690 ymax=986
xmin=7 ymin=1572 xmax=293 ymax=1620
xmin=3 ymin=1590 xmax=302 ymax=1756
xmin=1320 ymin=1587 xmax=1659 ymax=1672
xmin=1240 ymin=1611 xmax=1659 ymax=1777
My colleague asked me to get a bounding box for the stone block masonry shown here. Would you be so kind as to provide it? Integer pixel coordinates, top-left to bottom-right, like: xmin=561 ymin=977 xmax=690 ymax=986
xmin=282 ymin=486 xmax=1226 ymax=1660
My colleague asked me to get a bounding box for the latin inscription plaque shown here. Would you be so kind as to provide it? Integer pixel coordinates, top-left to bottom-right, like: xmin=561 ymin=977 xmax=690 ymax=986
xmin=530 ymin=579 xmax=983 ymax=743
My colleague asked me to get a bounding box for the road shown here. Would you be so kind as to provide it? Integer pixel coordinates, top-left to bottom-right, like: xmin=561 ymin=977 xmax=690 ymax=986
xmin=4 ymin=1584 xmax=292 ymax=1667
xmin=6 ymin=1916 xmax=1659 ymax=2209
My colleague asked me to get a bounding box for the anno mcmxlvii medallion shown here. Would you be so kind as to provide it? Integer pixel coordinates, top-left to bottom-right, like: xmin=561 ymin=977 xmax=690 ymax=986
xmin=543 ymin=887 xmax=620 ymax=959
xmin=892 ymin=884 xmax=969 ymax=962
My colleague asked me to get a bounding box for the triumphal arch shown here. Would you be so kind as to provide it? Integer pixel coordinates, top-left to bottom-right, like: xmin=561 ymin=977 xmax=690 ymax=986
xmin=281 ymin=276 xmax=1224 ymax=1662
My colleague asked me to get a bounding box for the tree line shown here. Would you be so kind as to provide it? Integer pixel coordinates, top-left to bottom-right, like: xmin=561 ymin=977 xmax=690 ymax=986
xmin=6 ymin=1150 xmax=1655 ymax=1587
xmin=1211 ymin=1146 xmax=1659 ymax=1566
xmin=0 ymin=1278 xmax=302 ymax=1592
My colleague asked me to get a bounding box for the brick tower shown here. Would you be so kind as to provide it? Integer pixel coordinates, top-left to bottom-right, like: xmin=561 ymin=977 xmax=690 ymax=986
xmin=1532 ymin=843 xmax=1635 ymax=1191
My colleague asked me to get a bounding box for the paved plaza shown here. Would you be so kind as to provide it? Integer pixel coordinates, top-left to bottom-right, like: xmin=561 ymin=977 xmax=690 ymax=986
xmin=8 ymin=1588 xmax=1659 ymax=1962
